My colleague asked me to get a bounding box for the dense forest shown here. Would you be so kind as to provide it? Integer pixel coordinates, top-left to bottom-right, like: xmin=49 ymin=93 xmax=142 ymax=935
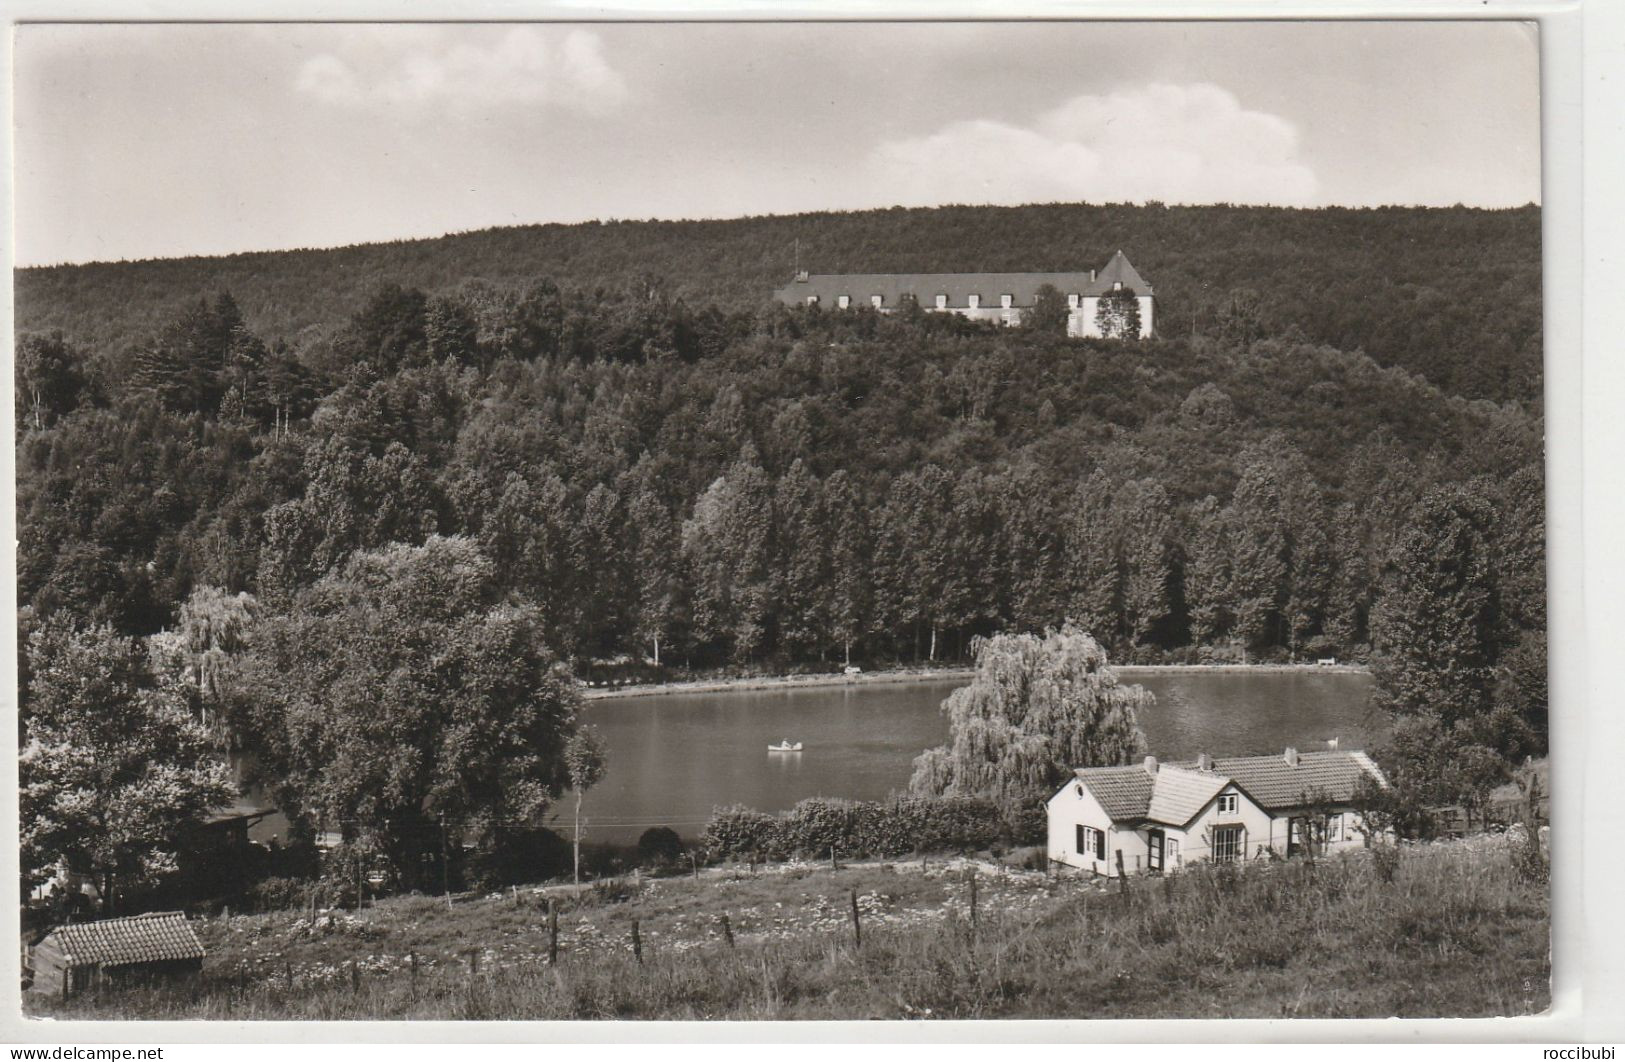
xmin=16 ymin=202 xmax=1547 ymax=903
xmin=17 ymin=202 xmax=1541 ymax=405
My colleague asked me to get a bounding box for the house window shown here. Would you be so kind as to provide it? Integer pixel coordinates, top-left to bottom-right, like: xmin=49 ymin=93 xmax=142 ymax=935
xmin=1212 ymin=825 xmax=1243 ymax=863
xmin=1113 ymin=280 xmax=1123 ymax=291
xmin=871 ymin=295 xmax=884 ymax=308
xmin=967 ymin=294 xmax=981 ymax=309
xmin=1076 ymin=824 xmax=1106 ymax=861
xmin=837 ymin=295 xmax=850 ymax=309
xmin=935 ymin=294 xmax=948 ymax=309
xmin=1217 ymin=794 xmax=1238 ymax=816
xmin=1068 ymin=293 xmax=1080 ymax=308
xmin=1000 ymin=293 xmax=1013 ymax=309
xmin=806 ymin=296 xmax=820 ymax=306
xmin=1327 ymin=813 xmax=1344 ymax=843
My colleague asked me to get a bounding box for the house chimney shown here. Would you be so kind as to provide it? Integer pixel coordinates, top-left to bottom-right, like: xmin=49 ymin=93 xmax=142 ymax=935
xmin=1143 ymin=755 xmax=1158 ymax=775
xmin=1090 ymin=268 xmax=1097 ymax=282
xmin=1197 ymin=752 xmax=1212 ymax=772
xmin=1284 ymin=746 xmax=1300 ymax=767
xmin=796 ymin=270 xmax=810 ymax=282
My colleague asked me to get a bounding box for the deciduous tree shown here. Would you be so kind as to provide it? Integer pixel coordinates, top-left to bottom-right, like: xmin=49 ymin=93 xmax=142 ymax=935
xmin=910 ymin=624 xmax=1148 ymax=826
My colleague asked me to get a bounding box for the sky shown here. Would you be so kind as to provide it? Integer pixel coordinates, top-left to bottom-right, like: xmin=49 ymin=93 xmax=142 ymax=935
xmin=12 ymin=20 xmax=1541 ymax=267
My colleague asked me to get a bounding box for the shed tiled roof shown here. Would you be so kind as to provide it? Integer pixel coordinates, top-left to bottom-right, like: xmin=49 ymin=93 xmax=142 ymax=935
xmin=1170 ymin=751 xmax=1388 ymax=810
xmin=1145 ymin=765 xmax=1230 ymax=826
xmin=774 ymin=252 xmax=1153 ymax=307
xmin=1072 ymin=764 xmax=1156 ymax=821
xmin=44 ymin=912 xmax=205 ymax=968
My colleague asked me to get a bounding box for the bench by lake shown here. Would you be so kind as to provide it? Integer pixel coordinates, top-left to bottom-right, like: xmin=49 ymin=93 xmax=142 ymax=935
xmin=567 ymin=669 xmax=1379 ymax=841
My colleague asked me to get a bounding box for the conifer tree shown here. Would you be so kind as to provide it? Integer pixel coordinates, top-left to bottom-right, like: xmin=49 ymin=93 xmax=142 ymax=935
xmin=822 ymin=470 xmax=873 ymax=668
xmin=1060 ymin=470 xmax=1121 ymax=647
xmin=1119 ymin=479 xmax=1175 ymax=649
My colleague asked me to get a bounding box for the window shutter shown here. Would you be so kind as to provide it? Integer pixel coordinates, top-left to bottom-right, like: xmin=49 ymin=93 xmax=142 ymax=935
xmin=1076 ymin=824 xmax=1085 ymax=854
xmin=1095 ymin=828 xmax=1106 ymax=861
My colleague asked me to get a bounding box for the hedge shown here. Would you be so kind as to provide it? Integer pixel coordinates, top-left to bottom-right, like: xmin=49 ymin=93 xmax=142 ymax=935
xmin=703 ymin=796 xmax=1003 ymax=860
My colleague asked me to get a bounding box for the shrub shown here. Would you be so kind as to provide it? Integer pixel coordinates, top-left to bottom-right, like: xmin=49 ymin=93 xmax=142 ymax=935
xmin=1371 ymin=843 xmax=1402 ymax=884
xmin=245 ymin=875 xmax=320 ymax=913
xmin=637 ymin=827 xmax=684 ymax=865
xmin=1508 ymin=825 xmax=1549 ymax=886
xmin=703 ymin=805 xmax=782 ymax=860
xmin=464 ymin=827 xmax=572 ymax=892
xmin=702 ymin=795 xmax=1004 ymax=862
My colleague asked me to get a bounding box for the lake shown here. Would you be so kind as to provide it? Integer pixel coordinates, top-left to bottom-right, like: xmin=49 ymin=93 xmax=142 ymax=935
xmin=566 ymin=669 xmax=1380 ymax=841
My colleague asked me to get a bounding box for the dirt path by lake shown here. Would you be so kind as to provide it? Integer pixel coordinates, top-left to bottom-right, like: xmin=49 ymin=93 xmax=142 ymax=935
xmin=581 ymin=661 xmax=1370 ymax=701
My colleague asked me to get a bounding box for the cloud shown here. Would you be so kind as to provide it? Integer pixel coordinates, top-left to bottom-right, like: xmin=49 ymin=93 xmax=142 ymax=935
xmin=294 ymin=27 xmax=626 ymax=113
xmin=867 ymin=83 xmax=1317 ymax=208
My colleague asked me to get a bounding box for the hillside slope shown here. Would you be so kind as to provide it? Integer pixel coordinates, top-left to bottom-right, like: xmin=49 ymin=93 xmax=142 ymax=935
xmin=15 ymin=202 xmax=1542 ymax=404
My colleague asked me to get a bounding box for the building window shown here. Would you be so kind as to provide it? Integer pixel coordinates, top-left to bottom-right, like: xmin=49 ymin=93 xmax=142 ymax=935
xmin=1327 ymin=813 xmax=1343 ymax=843
xmin=1076 ymin=824 xmax=1106 ymax=861
xmin=967 ymin=294 xmax=981 ymax=309
xmin=871 ymin=294 xmax=884 ymax=308
xmin=1113 ymin=280 xmax=1123 ymax=291
xmin=806 ymin=296 xmax=819 ymax=306
xmin=1000 ymin=293 xmax=1013 ymax=309
xmin=935 ymin=294 xmax=948 ymax=309
xmin=837 ymin=295 xmax=850 ymax=309
xmin=1068 ymin=293 xmax=1080 ymax=308
xmin=1212 ymin=825 xmax=1243 ymax=863
xmin=1217 ymin=794 xmax=1238 ymax=816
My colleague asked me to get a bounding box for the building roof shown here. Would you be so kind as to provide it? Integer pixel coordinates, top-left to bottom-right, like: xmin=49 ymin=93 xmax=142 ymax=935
xmin=42 ymin=912 xmax=205 ymax=968
xmin=1180 ymin=750 xmax=1389 ymax=809
xmin=773 ymin=252 xmax=1153 ymax=307
xmin=1095 ymin=249 xmax=1151 ymax=293
xmin=1071 ymin=764 xmax=1156 ymax=821
xmin=1145 ymin=765 xmax=1230 ymax=826
xmin=1071 ymin=750 xmax=1387 ymax=825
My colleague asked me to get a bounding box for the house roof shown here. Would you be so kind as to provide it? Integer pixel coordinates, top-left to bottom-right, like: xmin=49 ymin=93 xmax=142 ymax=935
xmin=1145 ymin=765 xmax=1230 ymax=826
xmin=773 ymin=253 xmax=1153 ymax=307
xmin=42 ymin=912 xmax=205 ymax=968
xmin=1071 ymin=750 xmax=1387 ymax=825
xmin=1072 ymin=764 xmax=1156 ymax=821
xmin=1179 ymin=750 xmax=1388 ymax=809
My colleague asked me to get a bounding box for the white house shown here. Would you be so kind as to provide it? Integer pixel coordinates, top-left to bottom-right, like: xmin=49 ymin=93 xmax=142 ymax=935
xmin=1047 ymin=748 xmax=1389 ymax=876
xmin=773 ymin=250 xmax=1155 ymax=339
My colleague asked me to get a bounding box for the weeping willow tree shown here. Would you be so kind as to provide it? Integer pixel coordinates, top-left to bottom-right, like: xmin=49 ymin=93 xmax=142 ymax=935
xmin=910 ymin=624 xmax=1149 ymax=829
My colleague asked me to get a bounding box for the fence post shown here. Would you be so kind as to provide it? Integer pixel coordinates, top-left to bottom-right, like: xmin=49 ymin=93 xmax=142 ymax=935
xmin=548 ymin=899 xmax=560 ymax=965
xmin=721 ymin=913 xmax=735 ymax=949
xmin=286 ymin=961 xmax=294 ymax=990
xmin=831 ymin=845 xmax=838 ymax=871
xmin=967 ymin=869 xmax=978 ymax=929
xmin=468 ymin=948 xmax=479 ymax=977
xmin=691 ymin=853 xmax=700 ymax=881
xmin=409 ymin=952 xmax=417 ymax=998
xmin=349 ymin=960 xmax=359 ymax=993
xmin=631 ymin=919 xmax=644 ymax=964
xmin=849 ymin=888 xmax=862 ymax=948
xmin=1115 ymin=849 xmax=1127 ymax=893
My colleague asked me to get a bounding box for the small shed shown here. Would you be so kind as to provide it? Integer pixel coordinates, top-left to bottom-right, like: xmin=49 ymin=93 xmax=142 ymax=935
xmin=30 ymin=912 xmax=205 ymax=998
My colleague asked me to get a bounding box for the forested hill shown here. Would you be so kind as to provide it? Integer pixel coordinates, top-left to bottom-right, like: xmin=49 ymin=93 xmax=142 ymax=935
xmin=16 ymin=202 xmax=1541 ymax=405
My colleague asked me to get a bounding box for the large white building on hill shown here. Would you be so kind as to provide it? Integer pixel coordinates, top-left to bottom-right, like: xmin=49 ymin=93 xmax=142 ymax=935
xmin=773 ymin=250 xmax=1154 ymax=339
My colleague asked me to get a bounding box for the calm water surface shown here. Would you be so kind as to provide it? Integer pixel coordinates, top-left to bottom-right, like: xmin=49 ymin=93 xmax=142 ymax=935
xmin=568 ymin=670 xmax=1378 ymax=840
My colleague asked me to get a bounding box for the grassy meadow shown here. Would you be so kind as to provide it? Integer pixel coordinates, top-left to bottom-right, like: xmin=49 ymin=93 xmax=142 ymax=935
xmin=27 ymin=833 xmax=1548 ymax=1021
